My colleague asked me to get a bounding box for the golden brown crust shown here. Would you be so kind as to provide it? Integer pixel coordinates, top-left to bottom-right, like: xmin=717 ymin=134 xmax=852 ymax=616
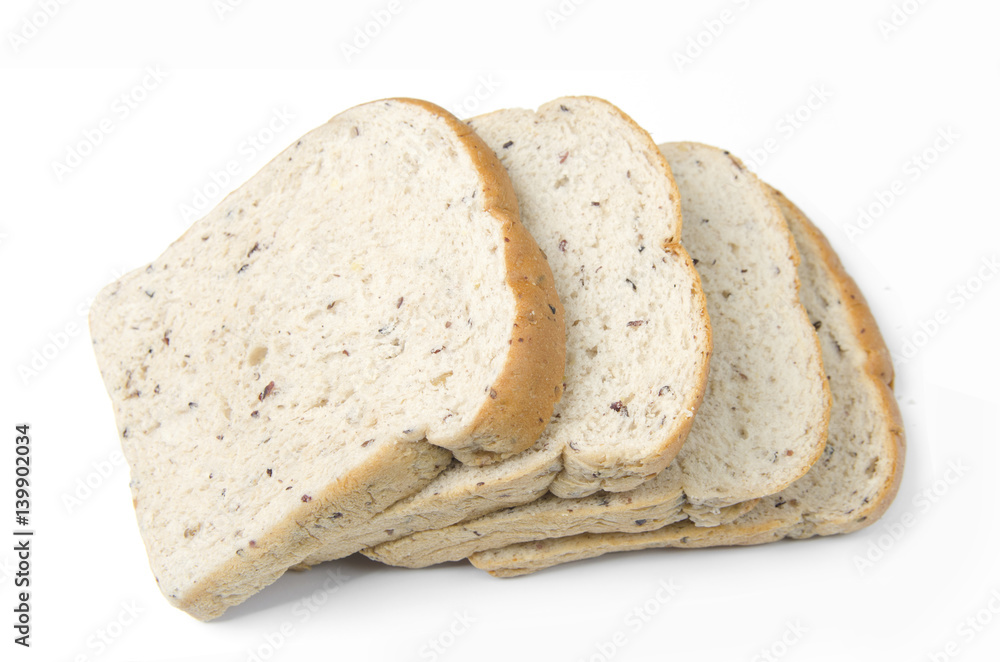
xmin=399 ymin=99 xmax=566 ymax=466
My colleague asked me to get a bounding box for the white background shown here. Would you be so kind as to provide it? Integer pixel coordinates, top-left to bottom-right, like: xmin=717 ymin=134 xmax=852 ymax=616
xmin=2 ymin=1 xmax=999 ymax=660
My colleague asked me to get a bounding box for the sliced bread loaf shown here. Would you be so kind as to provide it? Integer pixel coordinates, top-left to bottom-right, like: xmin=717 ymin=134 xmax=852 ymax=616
xmin=469 ymin=187 xmax=906 ymax=576
xmin=89 ymin=98 xmax=565 ymax=619
xmin=363 ymin=142 xmax=830 ymax=568
xmin=296 ymin=97 xmax=712 ymax=567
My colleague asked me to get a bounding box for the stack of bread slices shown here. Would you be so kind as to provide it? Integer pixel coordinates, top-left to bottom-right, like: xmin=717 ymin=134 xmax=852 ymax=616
xmin=90 ymin=96 xmax=905 ymax=621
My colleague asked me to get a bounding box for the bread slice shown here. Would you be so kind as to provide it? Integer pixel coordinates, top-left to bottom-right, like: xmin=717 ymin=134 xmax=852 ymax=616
xmin=469 ymin=187 xmax=906 ymax=576
xmin=474 ymin=97 xmax=712 ymax=498
xmin=363 ymin=142 xmax=830 ymax=568
xmin=89 ymin=98 xmax=565 ymax=619
xmin=295 ymin=97 xmax=712 ymax=567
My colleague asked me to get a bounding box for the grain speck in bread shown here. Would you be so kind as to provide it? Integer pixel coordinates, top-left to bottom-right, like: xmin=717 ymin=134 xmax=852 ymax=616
xmin=89 ymin=98 xmax=565 ymax=619
xmin=470 ymin=187 xmax=905 ymax=576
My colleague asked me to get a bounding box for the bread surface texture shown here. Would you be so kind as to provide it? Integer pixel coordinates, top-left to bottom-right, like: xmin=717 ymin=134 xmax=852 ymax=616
xmin=90 ymin=98 xmax=565 ymax=619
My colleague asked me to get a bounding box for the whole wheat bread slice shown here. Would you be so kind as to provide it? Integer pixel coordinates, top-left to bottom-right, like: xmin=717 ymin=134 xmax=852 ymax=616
xmin=363 ymin=143 xmax=830 ymax=568
xmin=89 ymin=98 xmax=565 ymax=619
xmin=470 ymin=187 xmax=906 ymax=576
xmin=296 ymin=97 xmax=712 ymax=567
